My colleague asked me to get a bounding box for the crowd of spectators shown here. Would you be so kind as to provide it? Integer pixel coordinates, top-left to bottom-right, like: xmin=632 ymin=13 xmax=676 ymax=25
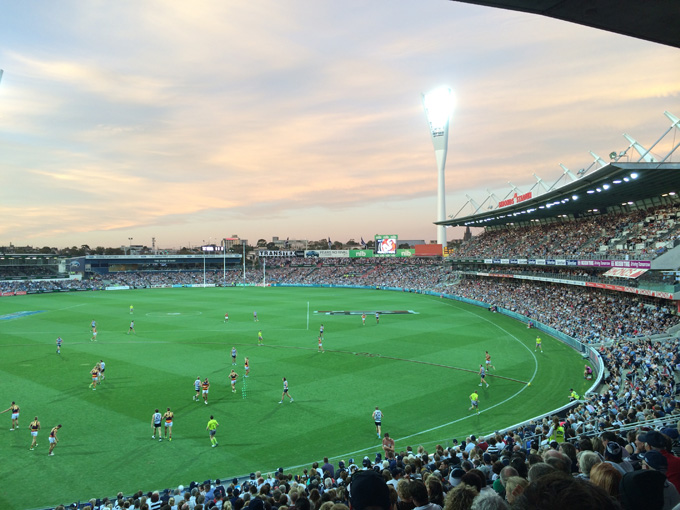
xmin=455 ymin=203 xmax=680 ymax=260
xmin=448 ymin=264 xmax=660 ymax=290
xmin=0 ymin=265 xmax=65 ymax=280
xmin=452 ymin=276 xmax=679 ymax=343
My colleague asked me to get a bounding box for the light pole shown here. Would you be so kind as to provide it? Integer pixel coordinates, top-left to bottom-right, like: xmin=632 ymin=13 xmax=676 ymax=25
xmin=202 ymin=240 xmax=206 ymax=287
xmin=423 ymin=87 xmax=455 ymax=247
xmin=222 ymin=239 xmax=227 ymax=284
xmin=128 ymin=237 xmax=133 ymax=256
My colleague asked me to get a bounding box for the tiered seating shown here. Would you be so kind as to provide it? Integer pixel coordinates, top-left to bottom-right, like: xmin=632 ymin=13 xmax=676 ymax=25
xmin=455 ymin=203 xmax=680 ymax=260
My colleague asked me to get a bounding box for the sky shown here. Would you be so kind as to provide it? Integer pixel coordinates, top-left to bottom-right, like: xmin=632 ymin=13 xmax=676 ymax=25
xmin=0 ymin=1 xmax=678 ymax=250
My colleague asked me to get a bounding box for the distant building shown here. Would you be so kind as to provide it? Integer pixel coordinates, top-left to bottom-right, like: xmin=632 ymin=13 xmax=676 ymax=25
xmin=272 ymin=238 xmax=308 ymax=250
xmin=224 ymin=237 xmax=242 ymax=250
xmin=463 ymin=226 xmax=472 ymax=242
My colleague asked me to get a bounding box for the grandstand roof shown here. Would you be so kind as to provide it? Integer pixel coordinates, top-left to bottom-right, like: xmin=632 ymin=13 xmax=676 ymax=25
xmin=453 ymin=0 xmax=680 ymax=49
xmin=439 ymin=162 xmax=680 ymax=227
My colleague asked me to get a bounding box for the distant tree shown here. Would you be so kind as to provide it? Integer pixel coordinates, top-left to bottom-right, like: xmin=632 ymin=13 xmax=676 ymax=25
xmin=39 ymin=246 xmax=54 ymax=254
xmin=398 ymin=243 xmax=410 ymax=249
xmin=346 ymin=239 xmax=359 ymax=247
xmin=256 ymin=239 xmax=267 ymax=248
xmin=81 ymin=244 xmax=91 ymax=254
xmin=104 ymin=247 xmax=124 ymax=255
xmin=331 ymin=241 xmax=344 ymax=250
xmin=178 ymin=247 xmax=193 ymax=254
xmin=366 ymin=240 xmax=375 ymax=249
xmin=93 ymin=246 xmax=106 ymax=255
xmin=266 ymin=242 xmax=277 ymax=250
xmin=62 ymin=246 xmax=83 ymax=256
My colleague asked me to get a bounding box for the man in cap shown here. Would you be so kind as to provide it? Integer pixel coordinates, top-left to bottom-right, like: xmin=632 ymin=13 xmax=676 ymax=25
xmin=449 ymin=467 xmax=465 ymax=488
xmin=639 ymin=430 xmax=680 ymax=493
xmin=620 ymin=470 xmax=667 ymax=510
xmin=604 ymin=441 xmax=633 ymax=475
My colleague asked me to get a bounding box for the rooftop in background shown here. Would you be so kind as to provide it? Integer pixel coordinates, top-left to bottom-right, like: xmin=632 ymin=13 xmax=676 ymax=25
xmin=454 ymin=0 xmax=680 ymax=48
xmin=440 ymin=111 xmax=680 ymax=228
xmin=443 ymin=162 xmax=680 ymax=227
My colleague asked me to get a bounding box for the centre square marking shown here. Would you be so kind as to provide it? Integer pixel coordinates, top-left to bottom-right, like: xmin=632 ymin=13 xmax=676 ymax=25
xmin=314 ymin=310 xmax=418 ymax=315
xmin=0 ymin=310 xmax=45 ymax=321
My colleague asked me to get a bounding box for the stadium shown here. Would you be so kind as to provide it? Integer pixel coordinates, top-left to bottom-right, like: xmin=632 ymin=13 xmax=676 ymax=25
xmin=2 ymin=3 xmax=680 ymax=510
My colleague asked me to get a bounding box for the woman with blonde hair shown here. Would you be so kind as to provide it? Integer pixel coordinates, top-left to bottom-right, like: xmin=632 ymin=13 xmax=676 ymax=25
xmin=504 ymin=476 xmax=529 ymax=505
xmin=443 ymin=484 xmax=478 ymax=510
xmin=396 ymin=479 xmax=414 ymax=510
xmin=589 ymin=462 xmax=622 ymax=499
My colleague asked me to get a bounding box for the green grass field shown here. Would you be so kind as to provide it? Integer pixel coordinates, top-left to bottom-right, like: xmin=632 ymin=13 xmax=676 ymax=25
xmin=0 ymin=287 xmax=591 ymax=510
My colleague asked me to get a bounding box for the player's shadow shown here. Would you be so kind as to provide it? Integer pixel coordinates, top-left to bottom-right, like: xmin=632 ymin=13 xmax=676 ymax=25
xmin=48 ymin=387 xmax=89 ymax=402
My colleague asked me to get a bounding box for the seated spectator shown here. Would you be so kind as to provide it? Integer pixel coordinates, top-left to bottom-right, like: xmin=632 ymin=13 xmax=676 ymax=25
xmin=619 ymin=470 xmax=667 ymax=510
xmin=603 ymin=442 xmax=633 ymax=475
xmin=349 ymin=470 xmax=390 ymax=510
xmin=513 ymin=472 xmax=619 ymax=510
xmin=639 ymin=430 xmax=680 ymax=493
xmin=409 ymin=480 xmax=441 ymax=510
xmin=442 ymin=484 xmax=477 ymax=510
xmin=642 ymin=451 xmax=680 ymax=509
xmin=469 ymin=491 xmax=506 ymax=510
xmin=588 ymin=463 xmax=622 ymax=499
xmin=503 ymin=477 xmax=528 ymax=506
xmin=576 ymin=451 xmax=601 ymax=480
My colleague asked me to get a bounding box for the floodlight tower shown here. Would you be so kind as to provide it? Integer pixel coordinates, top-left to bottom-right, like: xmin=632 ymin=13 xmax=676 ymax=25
xmin=423 ymin=87 xmax=454 ymax=247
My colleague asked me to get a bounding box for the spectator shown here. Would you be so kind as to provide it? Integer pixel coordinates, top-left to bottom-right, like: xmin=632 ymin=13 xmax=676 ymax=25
xmin=576 ymin=451 xmax=601 ymax=480
xmin=588 ymin=463 xmax=622 ymax=499
xmin=513 ymin=472 xmax=619 ymax=510
xmin=503 ymin=477 xmax=528 ymax=506
xmin=442 ymin=484 xmax=477 ymax=510
xmin=469 ymin=491 xmax=507 ymax=510
xmin=642 ymin=450 xmax=680 ymax=509
xmin=619 ymin=470 xmax=666 ymax=510
xmin=639 ymin=430 xmax=680 ymax=493
xmin=349 ymin=470 xmax=391 ymax=510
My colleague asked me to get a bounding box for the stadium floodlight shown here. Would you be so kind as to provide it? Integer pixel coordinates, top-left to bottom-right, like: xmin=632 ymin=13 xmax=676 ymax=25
xmin=423 ymin=86 xmax=455 ymax=248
